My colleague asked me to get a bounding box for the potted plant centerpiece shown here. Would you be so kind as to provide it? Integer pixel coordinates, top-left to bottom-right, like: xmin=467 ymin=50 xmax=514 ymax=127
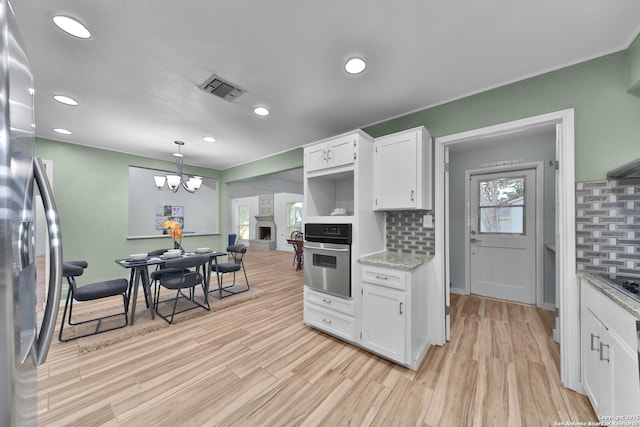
xmin=163 ymin=220 xmax=183 ymax=251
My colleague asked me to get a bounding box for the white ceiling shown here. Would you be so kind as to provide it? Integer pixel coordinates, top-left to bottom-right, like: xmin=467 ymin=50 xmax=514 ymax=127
xmin=11 ymin=1 xmax=640 ymax=171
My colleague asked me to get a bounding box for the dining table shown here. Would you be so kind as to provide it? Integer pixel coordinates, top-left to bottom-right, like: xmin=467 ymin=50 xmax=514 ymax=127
xmin=115 ymin=250 xmax=226 ymax=325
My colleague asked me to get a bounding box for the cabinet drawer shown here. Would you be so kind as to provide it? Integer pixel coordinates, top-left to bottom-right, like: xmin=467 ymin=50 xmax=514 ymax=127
xmin=583 ymin=283 xmax=637 ymax=351
xmin=304 ymin=287 xmax=354 ymax=315
xmin=304 ymin=303 xmax=355 ymax=341
xmin=362 ymin=266 xmax=405 ymax=290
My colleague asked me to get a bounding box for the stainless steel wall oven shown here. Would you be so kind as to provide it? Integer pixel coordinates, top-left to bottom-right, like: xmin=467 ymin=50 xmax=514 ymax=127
xmin=304 ymin=223 xmax=352 ymax=299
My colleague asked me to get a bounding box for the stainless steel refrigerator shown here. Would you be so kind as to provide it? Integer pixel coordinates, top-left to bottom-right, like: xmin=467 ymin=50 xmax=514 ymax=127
xmin=1 ymin=1 xmax=63 ymax=425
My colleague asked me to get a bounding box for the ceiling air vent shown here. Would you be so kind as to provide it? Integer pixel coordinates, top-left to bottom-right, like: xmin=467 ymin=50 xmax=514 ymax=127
xmin=199 ymin=74 xmax=244 ymax=101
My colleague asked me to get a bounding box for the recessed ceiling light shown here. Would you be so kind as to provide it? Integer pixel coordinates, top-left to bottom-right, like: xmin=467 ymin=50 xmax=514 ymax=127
xmin=345 ymin=57 xmax=366 ymax=74
xmin=52 ymin=15 xmax=91 ymax=39
xmin=52 ymin=94 xmax=79 ymax=106
xmin=203 ymin=136 xmax=216 ymax=143
xmin=253 ymin=106 xmax=269 ymax=116
xmin=53 ymin=128 xmax=72 ymax=135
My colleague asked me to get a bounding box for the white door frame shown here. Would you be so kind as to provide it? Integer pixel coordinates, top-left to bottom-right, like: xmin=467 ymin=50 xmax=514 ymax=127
xmin=464 ymin=162 xmax=544 ymax=307
xmin=433 ymin=109 xmax=578 ymax=390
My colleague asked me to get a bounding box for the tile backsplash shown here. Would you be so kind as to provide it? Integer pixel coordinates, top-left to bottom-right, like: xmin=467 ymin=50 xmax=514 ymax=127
xmin=386 ymin=211 xmax=435 ymax=256
xmin=576 ymin=179 xmax=640 ymax=277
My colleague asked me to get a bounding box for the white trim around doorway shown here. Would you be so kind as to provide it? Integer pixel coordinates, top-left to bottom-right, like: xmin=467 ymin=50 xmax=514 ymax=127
xmin=432 ymin=109 xmax=578 ymax=391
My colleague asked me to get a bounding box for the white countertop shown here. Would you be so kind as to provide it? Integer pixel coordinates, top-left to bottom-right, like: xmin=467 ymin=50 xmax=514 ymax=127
xmin=579 ymin=272 xmax=640 ymax=321
xmin=358 ymin=251 xmax=432 ymax=271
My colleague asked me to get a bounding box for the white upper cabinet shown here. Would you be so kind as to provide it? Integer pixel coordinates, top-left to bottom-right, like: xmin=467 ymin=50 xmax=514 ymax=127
xmin=305 ymin=133 xmax=357 ymax=173
xmin=303 ymin=130 xmax=376 ymax=219
xmin=373 ymin=126 xmax=432 ymax=210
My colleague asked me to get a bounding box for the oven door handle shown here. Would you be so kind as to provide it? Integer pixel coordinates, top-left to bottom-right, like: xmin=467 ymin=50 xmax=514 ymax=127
xmin=303 ymin=245 xmax=349 ymax=252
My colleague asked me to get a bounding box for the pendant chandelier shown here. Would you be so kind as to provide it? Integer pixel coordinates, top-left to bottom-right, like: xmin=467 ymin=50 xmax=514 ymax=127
xmin=153 ymin=141 xmax=203 ymax=193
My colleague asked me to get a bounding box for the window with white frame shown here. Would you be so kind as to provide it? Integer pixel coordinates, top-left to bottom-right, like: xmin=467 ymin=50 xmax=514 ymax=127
xmin=286 ymin=201 xmax=303 ymax=238
xmin=238 ymin=205 xmax=250 ymax=240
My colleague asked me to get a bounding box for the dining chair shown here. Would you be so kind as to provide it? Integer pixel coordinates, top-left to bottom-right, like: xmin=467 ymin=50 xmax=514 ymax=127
xmin=148 ymin=248 xmax=172 ymax=256
xmin=58 ymin=261 xmax=129 ymax=342
xmin=289 ymin=231 xmax=304 ymax=270
xmin=151 ymin=254 xmax=210 ymax=324
xmin=146 ymin=247 xmax=173 ymax=277
xmin=211 ymin=244 xmax=249 ymax=299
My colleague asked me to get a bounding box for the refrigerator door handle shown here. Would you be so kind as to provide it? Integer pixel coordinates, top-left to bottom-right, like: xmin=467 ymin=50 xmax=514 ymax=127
xmin=32 ymin=157 xmax=63 ymax=366
xmin=17 ymin=220 xmax=32 ymax=269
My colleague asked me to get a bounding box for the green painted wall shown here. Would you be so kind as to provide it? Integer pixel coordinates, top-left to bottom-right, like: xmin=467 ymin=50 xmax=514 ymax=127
xmin=364 ymin=50 xmax=640 ymax=182
xmin=35 ymin=138 xmax=223 ymax=284
xmin=627 ymin=33 xmax=640 ymax=96
xmin=221 ymin=148 xmax=303 ymax=184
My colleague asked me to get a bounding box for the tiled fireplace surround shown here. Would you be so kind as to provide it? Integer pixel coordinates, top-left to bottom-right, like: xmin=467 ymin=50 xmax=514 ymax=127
xmin=576 ymin=179 xmax=640 ymax=277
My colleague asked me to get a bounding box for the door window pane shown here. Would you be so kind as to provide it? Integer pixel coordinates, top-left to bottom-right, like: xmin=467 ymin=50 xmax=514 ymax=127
xmin=479 ymin=206 xmax=524 ymax=233
xmin=478 ymin=176 xmax=525 ymax=235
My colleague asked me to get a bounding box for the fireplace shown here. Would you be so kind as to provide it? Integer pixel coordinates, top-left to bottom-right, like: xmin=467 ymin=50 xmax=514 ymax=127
xmin=250 ymin=215 xmax=276 ymax=251
xmin=259 ymin=226 xmax=271 ymax=240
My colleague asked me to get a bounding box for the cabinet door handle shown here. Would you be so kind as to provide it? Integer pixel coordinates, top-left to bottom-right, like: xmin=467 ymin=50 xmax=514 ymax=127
xmin=322 ymin=298 xmax=332 ymax=304
xmin=322 ymin=318 xmax=332 ymax=324
xmin=399 ymin=302 xmax=404 ymax=315
xmin=375 ymin=275 xmax=388 ymax=280
xmin=590 ymin=333 xmax=600 ymax=352
xmin=410 ymin=190 xmax=415 ymax=201
xmin=599 ymin=342 xmax=610 ymax=362
xmin=323 ymin=150 xmax=327 ymax=161
xmin=327 ymin=149 xmax=332 ymax=160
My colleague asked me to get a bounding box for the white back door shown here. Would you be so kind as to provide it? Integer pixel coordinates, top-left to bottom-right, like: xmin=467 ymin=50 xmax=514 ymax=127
xmin=468 ymin=168 xmax=536 ymax=304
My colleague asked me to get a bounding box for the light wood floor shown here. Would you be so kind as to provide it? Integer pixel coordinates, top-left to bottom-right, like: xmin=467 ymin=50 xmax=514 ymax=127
xmin=38 ymin=249 xmax=596 ymax=426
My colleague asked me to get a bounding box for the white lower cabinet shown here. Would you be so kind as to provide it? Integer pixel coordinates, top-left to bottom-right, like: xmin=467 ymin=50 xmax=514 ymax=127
xmin=360 ymin=264 xmax=429 ymax=370
xmin=582 ymin=307 xmax=604 ymax=411
xmin=304 ymin=263 xmax=430 ymax=371
xmin=303 ymin=287 xmax=356 ymax=341
xmin=361 ymin=283 xmax=406 ymax=362
xmin=581 ymin=280 xmax=640 ymax=417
